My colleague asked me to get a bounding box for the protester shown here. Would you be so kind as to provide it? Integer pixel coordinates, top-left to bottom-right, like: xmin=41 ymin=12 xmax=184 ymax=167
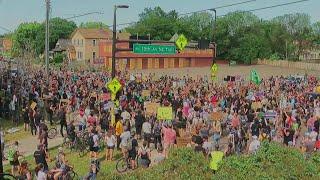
xmin=105 ymin=129 xmax=116 ymax=161
xmin=33 ymin=144 xmax=49 ymax=171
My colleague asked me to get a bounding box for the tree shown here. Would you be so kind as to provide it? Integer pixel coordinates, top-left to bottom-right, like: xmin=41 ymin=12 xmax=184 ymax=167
xmin=11 ymin=22 xmax=42 ymax=58
xmin=48 ymin=17 xmax=77 ymax=49
xmin=79 ymin=22 xmax=109 ymax=29
xmin=125 ymin=7 xmax=179 ymax=40
xmin=273 ymin=13 xmax=312 ymax=60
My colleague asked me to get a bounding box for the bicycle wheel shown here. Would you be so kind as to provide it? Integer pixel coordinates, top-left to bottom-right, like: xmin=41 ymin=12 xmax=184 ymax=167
xmin=116 ymin=158 xmax=128 ymax=173
xmin=0 ymin=173 xmax=17 ymax=180
xmin=48 ymin=127 xmax=57 ymax=139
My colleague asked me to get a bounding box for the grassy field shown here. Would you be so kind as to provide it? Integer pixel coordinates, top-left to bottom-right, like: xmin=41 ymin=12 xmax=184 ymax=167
xmin=0 ymin=117 xmax=30 ymax=144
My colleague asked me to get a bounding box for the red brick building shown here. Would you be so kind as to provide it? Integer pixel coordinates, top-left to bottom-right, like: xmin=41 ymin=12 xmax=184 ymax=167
xmin=98 ymin=39 xmax=218 ymax=70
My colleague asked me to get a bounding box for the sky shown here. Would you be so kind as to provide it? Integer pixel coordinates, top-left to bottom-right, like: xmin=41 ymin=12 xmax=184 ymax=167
xmin=0 ymin=0 xmax=319 ymax=34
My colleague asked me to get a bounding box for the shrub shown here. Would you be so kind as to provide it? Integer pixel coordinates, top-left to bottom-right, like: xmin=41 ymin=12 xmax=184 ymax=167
xmin=114 ymin=143 xmax=320 ymax=180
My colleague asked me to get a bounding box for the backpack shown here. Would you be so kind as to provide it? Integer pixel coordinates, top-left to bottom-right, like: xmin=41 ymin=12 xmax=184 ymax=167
xmin=88 ymin=135 xmax=95 ymax=147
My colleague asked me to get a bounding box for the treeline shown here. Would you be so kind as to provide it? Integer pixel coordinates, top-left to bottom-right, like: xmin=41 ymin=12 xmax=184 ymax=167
xmin=125 ymin=7 xmax=320 ymax=63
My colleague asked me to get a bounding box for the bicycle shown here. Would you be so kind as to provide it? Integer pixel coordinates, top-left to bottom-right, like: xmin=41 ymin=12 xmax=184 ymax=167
xmin=48 ymin=120 xmax=60 ymax=139
xmin=0 ymin=173 xmax=17 ymax=180
xmin=63 ymin=133 xmax=89 ymax=157
xmin=48 ymin=166 xmax=79 ymax=180
xmin=116 ymin=155 xmax=139 ymax=173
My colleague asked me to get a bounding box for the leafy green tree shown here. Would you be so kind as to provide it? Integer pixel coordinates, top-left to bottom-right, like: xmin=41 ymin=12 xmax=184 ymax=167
xmin=79 ymin=21 xmax=109 ymax=29
xmin=126 ymin=7 xmax=179 ymax=40
xmin=48 ymin=17 xmax=77 ymax=49
xmin=11 ymin=22 xmax=42 ymax=57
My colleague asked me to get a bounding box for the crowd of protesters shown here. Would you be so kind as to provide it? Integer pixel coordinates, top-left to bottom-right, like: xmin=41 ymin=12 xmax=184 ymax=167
xmin=1 ymin=61 xmax=320 ymax=178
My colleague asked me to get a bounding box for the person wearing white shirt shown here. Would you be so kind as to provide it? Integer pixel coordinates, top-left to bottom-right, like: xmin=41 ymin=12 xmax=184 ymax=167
xmin=142 ymin=120 xmax=152 ymax=148
xmin=121 ymin=110 xmax=131 ymax=121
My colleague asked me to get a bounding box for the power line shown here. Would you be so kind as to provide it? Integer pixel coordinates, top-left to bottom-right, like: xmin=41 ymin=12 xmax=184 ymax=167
xmin=65 ymin=12 xmax=104 ymax=20
xmin=179 ymin=0 xmax=257 ymax=16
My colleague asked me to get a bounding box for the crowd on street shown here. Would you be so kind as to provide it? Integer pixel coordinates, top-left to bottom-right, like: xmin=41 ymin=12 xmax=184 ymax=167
xmin=1 ymin=62 xmax=320 ymax=179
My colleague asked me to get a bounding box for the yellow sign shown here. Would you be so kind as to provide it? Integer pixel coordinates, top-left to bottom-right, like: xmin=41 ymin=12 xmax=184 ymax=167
xmin=157 ymin=107 xmax=173 ymax=120
xmin=211 ymin=64 xmax=218 ymax=73
xmin=30 ymin=101 xmax=37 ymax=110
xmin=316 ymin=86 xmax=320 ymax=94
xmin=106 ymin=78 xmax=122 ymax=95
xmin=175 ymin=34 xmax=188 ymax=51
xmin=142 ymin=90 xmax=151 ymax=97
xmin=145 ymin=102 xmax=160 ymax=115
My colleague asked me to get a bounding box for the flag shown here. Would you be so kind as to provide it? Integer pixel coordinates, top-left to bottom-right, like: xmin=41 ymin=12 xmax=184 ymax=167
xmin=250 ymin=69 xmax=261 ymax=85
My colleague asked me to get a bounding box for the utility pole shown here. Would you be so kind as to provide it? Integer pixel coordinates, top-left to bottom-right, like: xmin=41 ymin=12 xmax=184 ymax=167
xmin=210 ymin=9 xmax=217 ymax=64
xmin=111 ymin=5 xmax=129 ymax=78
xmin=45 ymin=0 xmax=50 ymax=77
xmin=0 ymin=132 xmax=3 ymax=174
xmin=286 ymin=40 xmax=288 ymax=60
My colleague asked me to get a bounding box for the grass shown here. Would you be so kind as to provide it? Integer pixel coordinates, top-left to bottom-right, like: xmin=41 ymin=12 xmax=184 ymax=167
xmin=4 ymin=145 xmax=122 ymax=178
xmin=0 ymin=117 xmax=30 ymax=144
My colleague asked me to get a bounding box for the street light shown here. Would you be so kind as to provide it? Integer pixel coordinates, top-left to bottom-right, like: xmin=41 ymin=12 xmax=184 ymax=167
xmin=112 ymin=5 xmax=129 ymax=78
xmin=209 ymin=9 xmax=217 ymax=64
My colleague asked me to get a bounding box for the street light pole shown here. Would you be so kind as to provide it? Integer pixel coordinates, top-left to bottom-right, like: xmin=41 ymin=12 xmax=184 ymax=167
xmin=45 ymin=0 xmax=50 ymax=77
xmin=210 ymin=9 xmax=217 ymax=64
xmin=111 ymin=5 xmax=129 ymax=79
xmin=0 ymin=134 xmax=3 ymax=174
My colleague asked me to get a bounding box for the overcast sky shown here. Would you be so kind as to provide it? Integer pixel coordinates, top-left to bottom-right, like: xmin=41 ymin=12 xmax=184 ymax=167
xmin=0 ymin=0 xmax=319 ymax=34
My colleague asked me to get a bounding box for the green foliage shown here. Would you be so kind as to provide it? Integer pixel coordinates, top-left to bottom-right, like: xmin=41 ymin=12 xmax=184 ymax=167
xmin=53 ymin=53 xmax=64 ymax=64
xmin=111 ymin=148 xmax=212 ymax=180
xmin=11 ymin=18 xmax=76 ymax=58
xmin=79 ymin=21 xmax=109 ymax=29
xmin=115 ymin=143 xmax=320 ymax=180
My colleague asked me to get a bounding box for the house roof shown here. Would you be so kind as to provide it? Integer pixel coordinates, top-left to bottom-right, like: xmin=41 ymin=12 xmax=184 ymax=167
xmin=71 ymin=28 xmax=112 ymax=39
xmin=52 ymin=39 xmax=72 ymax=52
xmin=117 ymin=32 xmax=130 ymax=40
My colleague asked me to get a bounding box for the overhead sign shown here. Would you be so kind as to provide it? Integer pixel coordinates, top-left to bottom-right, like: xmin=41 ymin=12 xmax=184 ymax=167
xmin=106 ymin=78 xmax=122 ymax=95
xmin=133 ymin=44 xmax=176 ymax=55
xmin=175 ymin=34 xmax=188 ymax=51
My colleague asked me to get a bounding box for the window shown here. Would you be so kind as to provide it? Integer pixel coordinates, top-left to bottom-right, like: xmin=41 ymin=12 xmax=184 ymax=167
xmin=81 ymin=39 xmax=83 ymax=46
xmin=73 ymin=40 xmax=76 ymax=45
xmin=92 ymin=52 xmax=96 ymax=60
xmin=77 ymin=39 xmax=79 ymax=46
xmin=77 ymin=51 xmax=83 ymax=60
xmin=93 ymin=39 xmax=96 ymax=46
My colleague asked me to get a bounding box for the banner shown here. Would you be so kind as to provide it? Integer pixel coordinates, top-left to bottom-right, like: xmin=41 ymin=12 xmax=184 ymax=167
xmin=157 ymin=107 xmax=173 ymax=120
xmin=145 ymin=102 xmax=160 ymax=115
xmin=250 ymin=69 xmax=261 ymax=85
xmin=252 ymin=102 xmax=262 ymax=111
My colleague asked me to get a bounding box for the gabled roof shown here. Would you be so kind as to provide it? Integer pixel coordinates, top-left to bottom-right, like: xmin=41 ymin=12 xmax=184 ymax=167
xmin=71 ymin=28 xmax=111 ymax=39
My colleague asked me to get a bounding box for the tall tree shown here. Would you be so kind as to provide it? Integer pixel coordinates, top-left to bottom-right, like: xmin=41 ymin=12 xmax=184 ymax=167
xmin=48 ymin=17 xmax=77 ymax=49
xmin=125 ymin=7 xmax=179 ymax=40
xmin=79 ymin=21 xmax=109 ymax=29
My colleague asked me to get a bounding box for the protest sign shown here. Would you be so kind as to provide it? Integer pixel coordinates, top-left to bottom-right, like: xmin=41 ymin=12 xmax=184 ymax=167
xmin=145 ymin=102 xmax=160 ymax=115
xmin=30 ymin=101 xmax=37 ymax=110
xmin=157 ymin=107 xmax=173 ymax=120
xmin=211 ymin=112 xmax=223 ymax=121
xmin=252 ymin=102 xmax=262 ymax=111
xmin=142 ymin=90 xmax=151 ymax=97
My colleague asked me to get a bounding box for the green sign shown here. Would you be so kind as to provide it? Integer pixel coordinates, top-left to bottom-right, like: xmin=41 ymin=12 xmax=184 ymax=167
xmin=175 ymin=34 xmax=188 ymax=51
xmin=133 ymin=44 xmax=176 ymax=55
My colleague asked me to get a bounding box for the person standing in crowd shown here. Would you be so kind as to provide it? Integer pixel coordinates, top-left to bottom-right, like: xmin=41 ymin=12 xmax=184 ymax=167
xmin=153 ymin=122 xmax=162 ymax=150
xmin=142 ymin=119 xmax=152 ymax=148
xmin=248 ymin=135 xmax=261 ymax=154
xmin=89 ymin=129 xmax=100 ymax=159
xmin=58 ymin=106 xmax=67 ymax=137
xmin=162 ymin=122 xmax=176 ymax=158
xmin=128 ymin=133 xmax=139 ymax=170
xmin=138 ymin=141 xmax=151 ymax=168
xmin=135 ymin=111 xmax=144 ymax=139
xmin=120 ymin=126 xmax=131 ymax=158
xmin=115 ymin=119 xmax=124 ymax=150
xmin=23 ymin=106 xmax=30 ymax=132
xmin=33 ymin=144 xmax=49 ymax=171
xmin=7 ymin=141 xmax=22 ymax=176
xmin=105 ymin=129 xmax=116 ymax=161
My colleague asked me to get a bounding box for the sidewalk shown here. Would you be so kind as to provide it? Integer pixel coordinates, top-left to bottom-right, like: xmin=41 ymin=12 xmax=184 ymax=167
xmin=3 ymin=135 xmax=63 ymax=165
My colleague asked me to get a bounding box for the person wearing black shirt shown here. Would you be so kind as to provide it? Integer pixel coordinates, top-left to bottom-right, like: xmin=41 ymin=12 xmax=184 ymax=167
xmin=135 ymin=111 xmax=144 ymax=139
xmin=251 ymin=119 xmax=261 ymax=137
xmin=314 ymin=118 xmax=320 ymax=134
xmin=58 ymin=107 xmax=67 ymax=137
xmin=34 ymin=145 xmax=48 ymax=171
xmin=128 ymin=134 xmax=139 ymax=169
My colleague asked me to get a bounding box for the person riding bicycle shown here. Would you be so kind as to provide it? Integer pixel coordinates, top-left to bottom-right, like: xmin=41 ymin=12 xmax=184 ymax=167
xmin=50 ymin=147 xmax=72 ymax=180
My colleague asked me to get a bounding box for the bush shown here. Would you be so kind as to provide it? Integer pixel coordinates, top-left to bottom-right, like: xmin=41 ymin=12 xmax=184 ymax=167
xmin=53 ymin=53 xmax=64 ymax=64
xmin=114 ymin=143 xmax=320 ymax=180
